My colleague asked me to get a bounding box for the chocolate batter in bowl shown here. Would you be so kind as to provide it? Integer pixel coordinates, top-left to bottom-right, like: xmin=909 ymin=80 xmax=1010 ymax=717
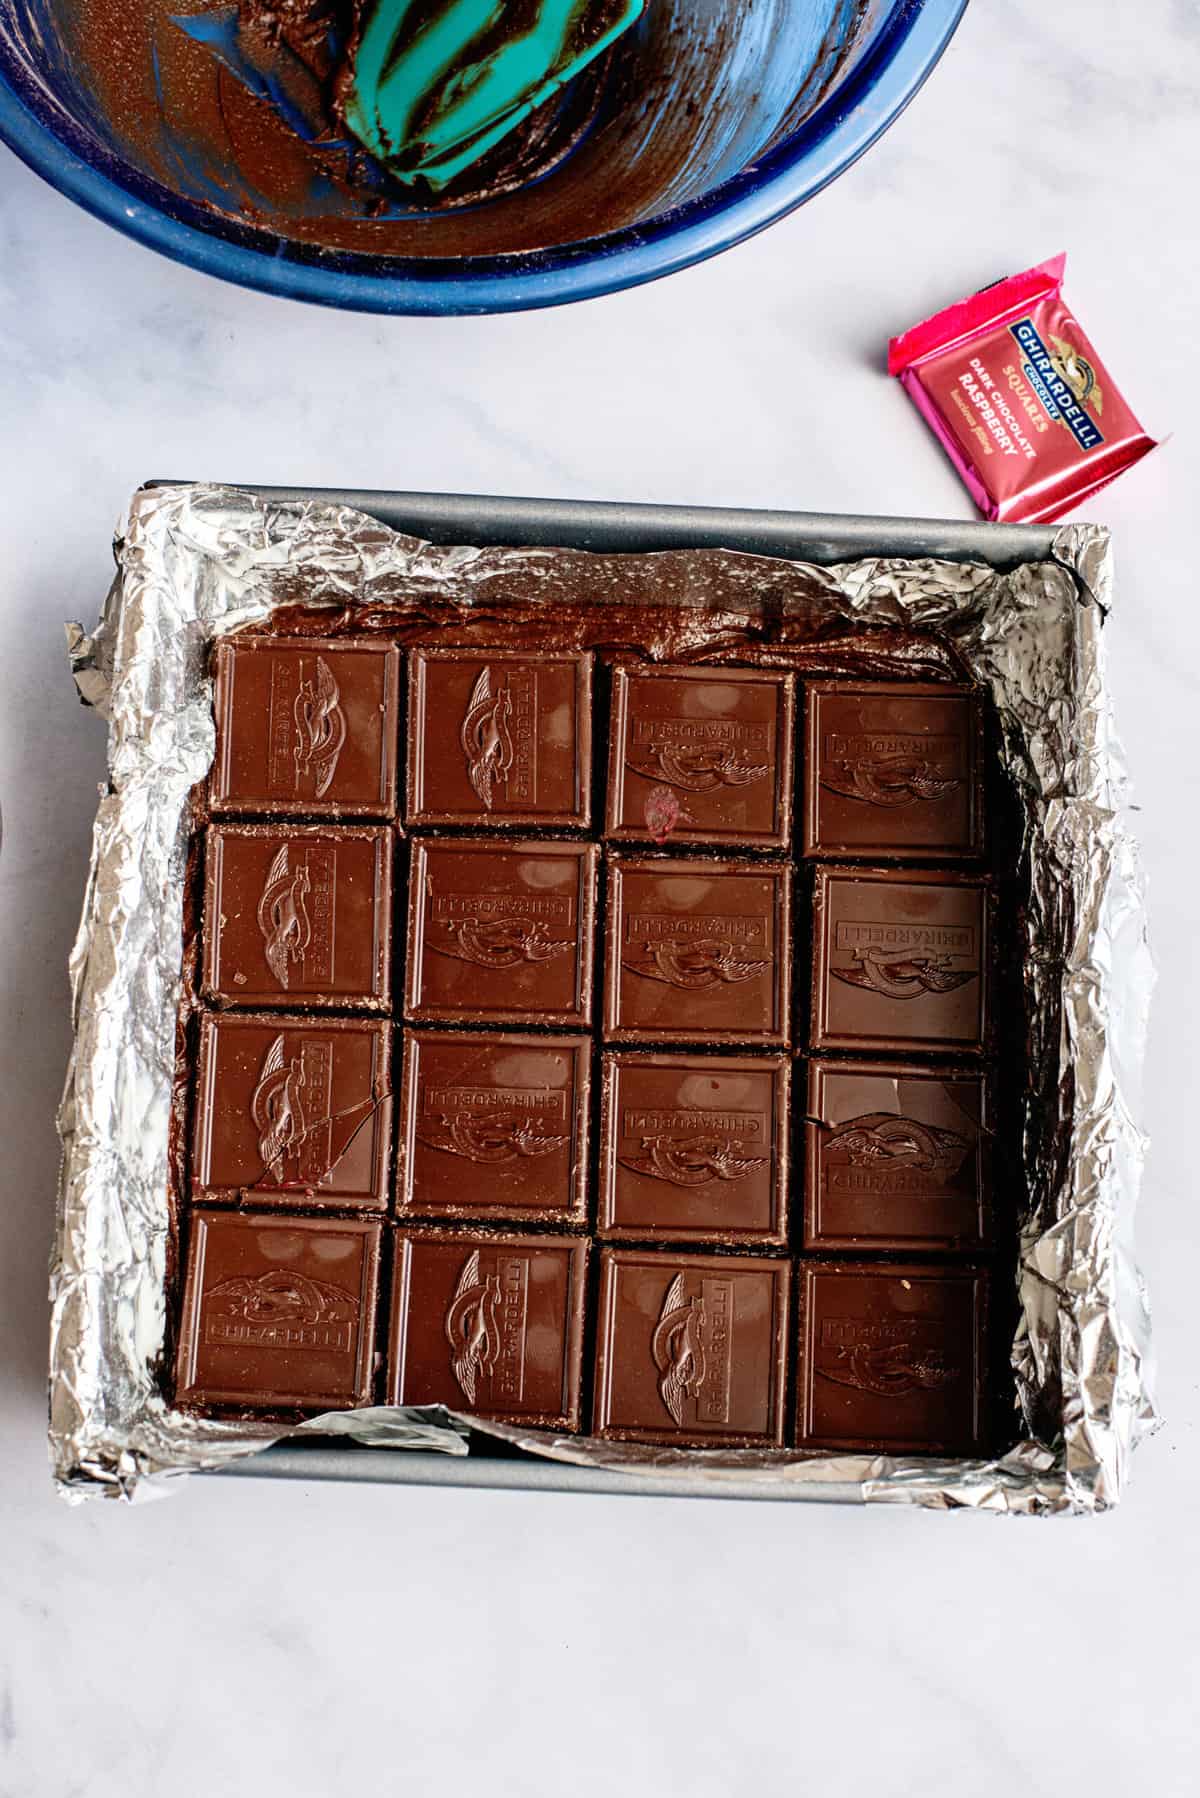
xmin=0 ymin=0 xmax=966 ymax=310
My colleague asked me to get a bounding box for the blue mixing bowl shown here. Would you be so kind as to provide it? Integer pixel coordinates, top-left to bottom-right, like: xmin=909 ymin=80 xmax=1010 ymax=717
xmin=0 ymin=1 xmax=966 ymax=314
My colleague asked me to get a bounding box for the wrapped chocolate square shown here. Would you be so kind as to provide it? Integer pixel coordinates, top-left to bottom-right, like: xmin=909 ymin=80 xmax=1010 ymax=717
xmin=51 ymin=484 xmax=1156 ymax=1514
xmin=889 ymin=254 xmax=1157 ymax=524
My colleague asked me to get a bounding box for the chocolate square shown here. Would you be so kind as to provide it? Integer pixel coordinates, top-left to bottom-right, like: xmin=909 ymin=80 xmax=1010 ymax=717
xmin=175 ymin=1210 xmax=381 ymax=1412
xmin=407 ymin=648 xmax=592 ymax=828
xmin=599 ymin=1053 xmax=789 ymax=1245
xmin=398 ymin=1030 xmax=590 ymax=1224
xmin=796 ymin=1262 xmax=987 ymax=1454
xmin=203 ymin=824 xmax=393 ymax=1009
xmin=388 ymin=1229 xmax=589 ymax=1428
xmin=804 ymin=1059 xmax=990 ymax=1251
xmin=593 ymin=1248 xmax=789 ymax=1446
xmin=192 ymin=1014 xmax=392 ymax=1211
xmin=210 ymin=636 xmax=400 ymax=817
xmin=606 ymin=665 xmax=795 ymax=848
xmin=405 ymin=838 xmax=597 ymax=1028
xmin=804 ymin=682 xmax=983 ymax=859
xmin=604 ymin=855 xmax=790 ymax=1045
xmin=810 ymin=866 xmax=990 ymax=1053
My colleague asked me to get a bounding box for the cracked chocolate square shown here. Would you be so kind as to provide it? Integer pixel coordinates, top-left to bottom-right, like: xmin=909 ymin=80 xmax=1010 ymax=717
xmin=804 ymin=1059 xmax=991 ymax=1252
xmin=804 ymin=682 xmax=983 ymax=859
xmin=604 ymin=855 xmax=790 ymax=1045
xmin=175 ymin=1210 xmax=382 ymax=1413
xmin=606 ymin=664 xmax=795 ymax=848
xmin=202 ymin=824 xmax=393 ymax=1010
xmin=388 ymin=1229 xmax=589 ymax=1429
xmin=405 ymin=839 xmax=597 ymax=1028
xmin=796 ymin=1262 xmax=987 ymax=1454
xmin=192 ymin=1014 xmax=392 ymax=1211
xmin=407 ymin=647 xmax=591 ymax=828
xmin=210 ymin=636 xmax=401 ymax=817
xmin=810 ymin=866 xmax=991 ymax=1053
xmin=592 ymin=1248 xmax=789 ymax=1446
xmin=599 ymin=1053 xmax=789 ymax=1245
xmin=398 ymin=1030 xmax=590 ymax=1225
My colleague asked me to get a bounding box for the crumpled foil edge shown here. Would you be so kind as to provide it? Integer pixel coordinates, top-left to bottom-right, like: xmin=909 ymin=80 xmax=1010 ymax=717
xmin=49 ymin=485 xmax=1158 ymax=1513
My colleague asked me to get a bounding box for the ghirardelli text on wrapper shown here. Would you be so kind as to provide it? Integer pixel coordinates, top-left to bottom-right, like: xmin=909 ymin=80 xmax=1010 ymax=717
xmin=889 ymin=254 xmax=1156 ymax=524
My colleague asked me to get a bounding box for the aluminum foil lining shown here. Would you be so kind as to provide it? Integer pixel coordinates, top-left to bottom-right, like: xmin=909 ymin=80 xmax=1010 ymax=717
xmin=50 ymin=483 xmax=1157 ymax=1513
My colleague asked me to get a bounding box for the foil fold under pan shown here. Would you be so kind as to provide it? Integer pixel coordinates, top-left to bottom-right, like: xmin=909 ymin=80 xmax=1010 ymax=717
xmin=50 ymin=483 xmax=1156 ymax=1512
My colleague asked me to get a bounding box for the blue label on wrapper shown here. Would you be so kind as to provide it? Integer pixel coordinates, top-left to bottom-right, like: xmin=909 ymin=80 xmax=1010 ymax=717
xmin=1009 ymin=319 xmax=1105 ymax=451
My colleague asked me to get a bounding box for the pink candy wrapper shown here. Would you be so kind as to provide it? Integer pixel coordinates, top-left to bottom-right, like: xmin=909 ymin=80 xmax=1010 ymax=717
xmin=889 ymin=254 xmax=1157 ymax=523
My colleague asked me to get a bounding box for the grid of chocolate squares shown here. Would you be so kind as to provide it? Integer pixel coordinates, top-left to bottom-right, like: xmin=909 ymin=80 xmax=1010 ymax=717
xmin=176 ymin=635 xmax=997 ymax=1454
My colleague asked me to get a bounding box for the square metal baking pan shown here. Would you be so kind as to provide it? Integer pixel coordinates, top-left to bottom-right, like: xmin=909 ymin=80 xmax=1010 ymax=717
xmin=203 ymin=484 xmax=1056 ymax=1501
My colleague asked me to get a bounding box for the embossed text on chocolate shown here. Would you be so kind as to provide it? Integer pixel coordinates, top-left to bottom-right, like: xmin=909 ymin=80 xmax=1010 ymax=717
xmin=623 ymin=1108 xmax=765 ymax=1140
xmin=631 ymin=911 xmax=766 ymax=943
xmin=426 ymin=1084 xmax=566 ymax=1119
xmin=203 ymin=1270 xmax=357 ymax=1354
xmin=633 ymin=717 xmax=769 ymax=749
xmin=434 ymin=892 xmax=573 ymax=925
xmin=835 ymin=921 xmax=974 ymax=955
xmin=825 ymin=731 xmax=959 ymax=764
xmin=697 ymin=1277 xmax=734 ymax=1424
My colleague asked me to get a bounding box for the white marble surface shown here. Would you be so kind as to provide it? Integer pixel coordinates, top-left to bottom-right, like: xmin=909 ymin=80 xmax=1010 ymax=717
xmin=1 ymin=3 xmax=1198 ymax=1794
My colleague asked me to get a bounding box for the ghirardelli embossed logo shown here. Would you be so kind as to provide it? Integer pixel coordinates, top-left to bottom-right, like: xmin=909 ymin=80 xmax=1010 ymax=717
xmin=817 ymin=1318 xmax=959 ymax=1398
xmin=445 ymin=1250 xmax=529 ymax=1406
xmin=417 ymin=1081 xmax=567 ymax=1164
xmin=461 ymin=664 xmax=538 ymax=811
xmin=821 ymin=732 xmax=961 ymax=808
xmin=620 ymin=1108 xmax=767 ymax=1186
xmin=269 ymin=656 xmax=347 ymax=799
xmin=653 ymin=1272 xmax=733 ymax=1425
xmin=433 ymin=917 xmax=573 ymax=969
xmin=251 ymin=1033 xmax=336 ymax=1183
xmin=826 ymin=1113 xmax=970 ymax=1194
xmin=430 ymin=890 xmax=574 ymax=969
xmin=832 ymin=947 xmax=976 ymax=1001
xmin=258 ymin=844 xmax=310 ymax=987
xmin=257 ymin=842 xmax=335 ymax=988
xmin=204 ymin=1269 xmax=357 ymax=1352
xmin=623 ymin=936 xmax=768 ymax=989
xmin=624 ymin=912 xmax=768 ymax=989
xmin=832 ymin=922 xmax=975 ymax=1001
xmin=627 ymin=716 xmax=769 ymax=794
